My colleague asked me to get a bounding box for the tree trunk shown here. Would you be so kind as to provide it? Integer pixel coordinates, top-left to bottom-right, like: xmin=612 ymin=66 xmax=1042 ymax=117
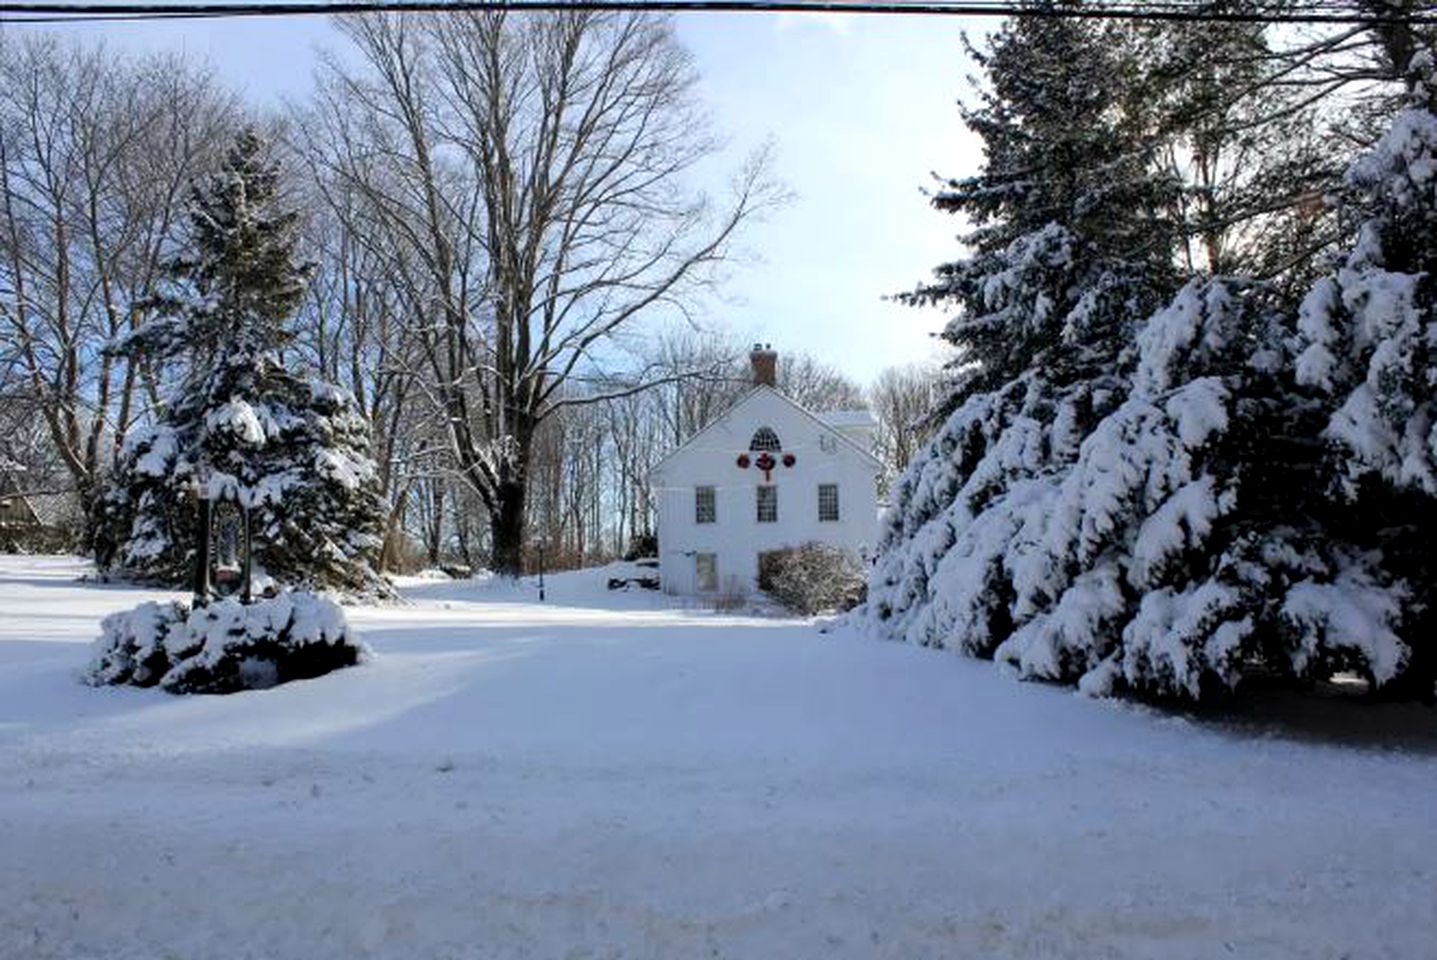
xmin=377 ymin=477 xmax=414 ymax=574
xmin=1363 ymin=1 xmax=1419 ymax=85
xmin=425 ymin=479 xmax=445 ymax=567
xmin=490 ymin=478 xmax=527 ymax=576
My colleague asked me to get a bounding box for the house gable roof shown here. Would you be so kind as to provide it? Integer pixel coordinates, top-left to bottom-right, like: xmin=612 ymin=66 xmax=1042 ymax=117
xmin=25 ymin=492 xmax=76 ymax=527
xmin=820 ymin=409 xmax=877 ymax=429
xmin=649 ymin=385 xmax=882 ymax=479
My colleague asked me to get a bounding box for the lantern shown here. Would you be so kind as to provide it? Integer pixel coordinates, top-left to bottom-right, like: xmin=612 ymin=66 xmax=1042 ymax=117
xmin=192 ymin=480 xmax=254 ymax=607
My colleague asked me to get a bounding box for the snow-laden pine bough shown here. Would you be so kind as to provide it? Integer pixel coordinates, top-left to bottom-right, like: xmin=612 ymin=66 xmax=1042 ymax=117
xmin=83 ymin=592 xmax=371 ymax=695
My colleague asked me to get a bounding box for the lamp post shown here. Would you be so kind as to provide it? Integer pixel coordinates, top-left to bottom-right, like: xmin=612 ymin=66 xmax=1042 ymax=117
xmin=537 ymin=540 xmax=546 ymax=603
xmin=190 ymin=472 xmax=255 ymax=607
xmin=211 ymin=494 xmax=254 ymax=604
xmin=192 ymin=482 xmax=212 ymax=608
xmin=235 ymin=503 xmax=254 ymax=604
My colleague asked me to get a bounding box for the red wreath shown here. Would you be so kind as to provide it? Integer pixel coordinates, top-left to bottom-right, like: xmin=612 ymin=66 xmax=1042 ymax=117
xmin=754 ymin=451 xmax=776 ymax=473
xmin=736 ymin=453 xmax=751 ymax=469
xmin=782 ymin=452 xmax=796 ymax=468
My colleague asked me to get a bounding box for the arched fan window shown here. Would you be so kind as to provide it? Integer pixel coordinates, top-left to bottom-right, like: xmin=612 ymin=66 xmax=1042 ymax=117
xmin=749 ymin=427 xmax=782 ymax=452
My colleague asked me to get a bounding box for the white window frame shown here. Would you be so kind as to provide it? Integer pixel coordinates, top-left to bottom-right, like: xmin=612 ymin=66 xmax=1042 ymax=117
xmin=818 ymin=483 xmax=840 ymax=522
xmin=695 ymin=485 xmax=716 ymax=524
xmin=756 ymin=484 xmax=778 ymax=523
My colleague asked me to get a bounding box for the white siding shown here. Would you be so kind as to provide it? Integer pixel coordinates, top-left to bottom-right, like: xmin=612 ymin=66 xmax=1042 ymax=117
xmin=651 ymin=388 xmax=881 ymax=596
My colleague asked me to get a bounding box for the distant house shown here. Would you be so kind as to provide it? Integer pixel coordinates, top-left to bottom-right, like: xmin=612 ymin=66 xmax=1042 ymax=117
xmin=649 ymin=345 xmax=882 ymax=596
xmin=0 ymin=473 xmax=78 ymax=550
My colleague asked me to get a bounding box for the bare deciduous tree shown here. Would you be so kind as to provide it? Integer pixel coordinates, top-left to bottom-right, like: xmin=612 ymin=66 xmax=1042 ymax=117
xmin=868 ymin=361 xmax=943 ymax=483
xmin=0 ymin=35 xmax=234 ymax=517
xmin=306 ymin=10 xmax=780 ymax=574
xmin=776 ymin=352 xmax=867 ymax=413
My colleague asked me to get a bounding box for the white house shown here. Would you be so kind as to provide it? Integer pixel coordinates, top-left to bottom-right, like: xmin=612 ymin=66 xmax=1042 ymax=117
xmin=649 ymin=345 xmax=883 ymax=596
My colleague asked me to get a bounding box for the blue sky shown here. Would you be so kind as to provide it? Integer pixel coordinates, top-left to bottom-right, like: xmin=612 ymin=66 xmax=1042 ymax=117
xmin=18 ymin=10 xmax=987 ymax=385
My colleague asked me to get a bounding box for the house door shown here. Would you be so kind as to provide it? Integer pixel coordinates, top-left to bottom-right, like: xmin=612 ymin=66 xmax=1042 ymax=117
xmin=695 ymin=552 xmax=718 ymax=592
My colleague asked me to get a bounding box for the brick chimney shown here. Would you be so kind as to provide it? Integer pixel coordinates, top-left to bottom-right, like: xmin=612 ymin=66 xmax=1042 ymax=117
xmin=750 ymin=342 xmax=777 ymax=388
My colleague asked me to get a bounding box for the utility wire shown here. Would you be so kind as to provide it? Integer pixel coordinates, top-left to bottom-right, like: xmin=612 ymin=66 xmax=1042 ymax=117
xmin=2 ymin=0 xmax=1436 ymax=25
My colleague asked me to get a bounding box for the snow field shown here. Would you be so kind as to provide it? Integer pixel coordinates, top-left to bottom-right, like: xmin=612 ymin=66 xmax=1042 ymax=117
xmin=0 ymin=556 xmax=1434 ymax=959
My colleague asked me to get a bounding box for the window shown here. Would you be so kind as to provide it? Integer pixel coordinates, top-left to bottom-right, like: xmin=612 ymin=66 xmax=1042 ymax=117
xmin=695 ymin=485 xmax=716 ymax=524
xmin=749 ymin=426 xmax=782 ymax=452
xmin=818 ymin=483 xmax=839 ymax=522
xmin=695 ymin=553 xmax=718 ymax=592
xmin=756 ymin=485 xmax=778 ymax=523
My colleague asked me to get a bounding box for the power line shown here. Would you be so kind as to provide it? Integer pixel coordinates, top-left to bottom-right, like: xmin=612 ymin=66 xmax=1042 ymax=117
xmin=2 ymin=0 xmax=1436 ymax=26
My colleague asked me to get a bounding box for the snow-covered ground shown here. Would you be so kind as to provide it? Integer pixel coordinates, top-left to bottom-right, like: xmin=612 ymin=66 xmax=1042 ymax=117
xmin=1 ymin=556 xmax=1434 ymax=960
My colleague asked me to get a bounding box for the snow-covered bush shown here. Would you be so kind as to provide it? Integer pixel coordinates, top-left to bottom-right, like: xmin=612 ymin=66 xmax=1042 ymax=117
xmin=760 ymin=543 xmax=866 ymax=615
xmin=83 ymin=591 xmax=370 ymax=695
xmin=623 ymin=532 xmax=658 ymax=562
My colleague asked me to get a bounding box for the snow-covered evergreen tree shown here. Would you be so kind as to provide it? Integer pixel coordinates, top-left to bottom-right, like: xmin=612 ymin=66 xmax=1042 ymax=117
xmin=862 ymin=13 xmax=1433 ymax=700
xmin=985 ymin=277 xmax=1388 ymax=698
xmin=864 ymin=5 xmax=1182 ymax=681
xmin=904 ymin=7 xmax=1180 ymax=404
xmin=1292 ymin=53 xmax=1437 ymax=696
xmin=868 ymin=273 xmax=1351 ymax=698
xmin=93 ymin=130 xmax=388 ymax=596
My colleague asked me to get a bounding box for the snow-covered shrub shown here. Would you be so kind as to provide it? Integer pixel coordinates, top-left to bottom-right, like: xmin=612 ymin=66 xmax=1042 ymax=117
xmin=623 ymin=532 xmax=658 ymax=562
xmin=83 ymin=591 xmax=370 ymax=695
xmin=760 ymin=543 xmax=866 ymax=615
xmin=84 ymin=600 xmax=184 ymax=688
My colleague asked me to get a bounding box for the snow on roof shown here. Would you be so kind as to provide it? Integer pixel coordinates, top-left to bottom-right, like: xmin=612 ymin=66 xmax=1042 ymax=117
xmin=26 ymin=492 xmax=78 ymax=528
xmin=0 ymin=490 xmax=77 ymax=528
xmin=819 ymin=409 xmax=876 ymax=429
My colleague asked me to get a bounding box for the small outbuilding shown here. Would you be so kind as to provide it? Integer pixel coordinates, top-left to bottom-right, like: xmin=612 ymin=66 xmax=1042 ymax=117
xmin=0 ymin=472 xmax=78 ymax=552
xmin=649 ymin=345 xmax=882 ymax=597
